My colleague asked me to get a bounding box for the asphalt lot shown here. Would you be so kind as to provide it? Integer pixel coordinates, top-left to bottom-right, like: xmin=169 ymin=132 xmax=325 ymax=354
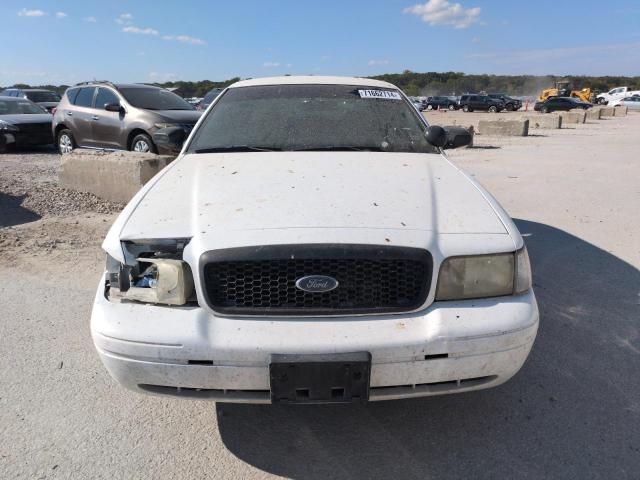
xmin=1 ymin=113 xmax=639 ymax=479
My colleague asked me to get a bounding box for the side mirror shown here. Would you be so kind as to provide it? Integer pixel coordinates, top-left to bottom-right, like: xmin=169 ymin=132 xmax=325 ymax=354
xmin=425 ymin=125 xmax=447 ymax=148
xmin=442 ymin=126 xmax=473 ymax=149
xmin=152 ymin=127 xmax=186 ymax=153
xmin=105 ymin=103 xmax=123 ymax=112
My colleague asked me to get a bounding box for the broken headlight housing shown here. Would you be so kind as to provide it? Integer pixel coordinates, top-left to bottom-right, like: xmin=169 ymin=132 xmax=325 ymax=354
xmin=105 ymin=239 xmax=195 ymax=306
xmin=435 ymin=247 xmax=532 ymax=301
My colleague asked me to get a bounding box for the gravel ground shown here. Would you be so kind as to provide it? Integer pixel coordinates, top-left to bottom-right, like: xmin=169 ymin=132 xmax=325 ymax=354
xmin=1 ymin=115 xmax=639 ymax=479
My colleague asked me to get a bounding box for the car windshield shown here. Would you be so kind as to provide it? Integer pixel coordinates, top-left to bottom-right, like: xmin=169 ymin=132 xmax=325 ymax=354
xmin=187 ymin=84 xmax=438 ymax=154
xmin=119 ymin=87 xmax=193 ymax=110
xmin=0 ymin=99 xmax=45 ymax=114
xmin=27 ymin=91 xmax=61 ymax=102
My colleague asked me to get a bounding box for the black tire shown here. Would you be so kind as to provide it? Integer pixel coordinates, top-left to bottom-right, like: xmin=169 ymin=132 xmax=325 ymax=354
xmin=426 ymin=104 xmax=433 ymax=111
xmin=448 ymin=104 xmax=455 ymax=111
xmin=462 ymin=105 xmax=470 ymax=112
xmin=541 ymin=106 xmax=549 ymax=114
xmin=488 ymin=106 xmax=497 ymax=113
xmin=130 ymin=133 xmax=157 ymax=154
xmin=505 ymin=103 xmax=514 ymax=111
xmin=57 ymin=129 xmax=75 ymax=155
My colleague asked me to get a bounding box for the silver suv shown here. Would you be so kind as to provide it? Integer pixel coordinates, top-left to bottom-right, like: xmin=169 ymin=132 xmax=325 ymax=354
xmin=52 ymin=81 xmax=201 ymax=155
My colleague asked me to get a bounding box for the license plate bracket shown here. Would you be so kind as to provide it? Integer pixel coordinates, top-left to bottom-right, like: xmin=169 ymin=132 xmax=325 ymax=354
xmin=269 ymin=352 xmax=371 ymax=404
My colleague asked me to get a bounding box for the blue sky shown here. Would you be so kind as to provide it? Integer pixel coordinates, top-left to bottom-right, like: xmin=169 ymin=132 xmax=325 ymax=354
xmin=2 ymin=0 xmax=640 ymax=85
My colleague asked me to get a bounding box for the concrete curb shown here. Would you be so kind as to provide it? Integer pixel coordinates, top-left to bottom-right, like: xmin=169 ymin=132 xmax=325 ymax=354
xmin=478 ymin=119 xmax=529 ymax=136
xmin=614 ymin=106 xmax=628 ymax=116
xmin=600 ymin=106 xmax=615 ymax=117
xmin=560 ymin=111 xmax=587 ymax=124
xmin=524 ymin=115 xmax=562 ymax=129
xmin=59 ymin=149 xmax=176 ymax=204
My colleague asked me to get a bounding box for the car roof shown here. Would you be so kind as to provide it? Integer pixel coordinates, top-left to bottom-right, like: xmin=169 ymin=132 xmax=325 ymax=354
xmin=22 ymin=88 xmax=53 ymax=92
xmin=71 ymin=83 xmax=160 ymax=90
xmin=228 ymin=76 xmax=397 ymax=89
xmin=0 ymin=95 xmax=28 ymax=101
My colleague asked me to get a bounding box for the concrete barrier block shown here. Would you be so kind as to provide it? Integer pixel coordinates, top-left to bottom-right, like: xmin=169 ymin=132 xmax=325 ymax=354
xmin=557 ymin=111 xmax=585 ymax=124
xmin=524 ymin=115 xmax=562 ymax=129
xmin=477 ymin=119 xmax=529 ymax=136
xmin=586 ymin=108 xmax=602 ymax=120
xmin=600 ymin=106 xmax=615 ymax=117
xmin=59 ymin=149 xmax=175 ymax=203
xmin=614 ymin=106 xmax=628 ymax=116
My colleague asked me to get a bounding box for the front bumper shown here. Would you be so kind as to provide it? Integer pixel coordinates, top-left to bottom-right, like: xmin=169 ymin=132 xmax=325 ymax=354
xmin=91 ymin=279 xmax=539 ymax=403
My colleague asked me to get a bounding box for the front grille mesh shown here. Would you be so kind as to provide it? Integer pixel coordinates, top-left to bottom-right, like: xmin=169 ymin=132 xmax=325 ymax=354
xmin=201 ymin=245 xmax=432 ymax=316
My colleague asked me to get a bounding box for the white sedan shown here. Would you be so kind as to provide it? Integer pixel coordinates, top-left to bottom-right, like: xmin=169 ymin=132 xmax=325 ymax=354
xmin=91 ymin=76 xmax=538 ymax=404
xmin=609 ymin=96 xmax=640 ymax=109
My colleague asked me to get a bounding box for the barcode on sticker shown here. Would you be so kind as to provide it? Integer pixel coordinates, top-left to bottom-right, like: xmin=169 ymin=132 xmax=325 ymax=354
xmin=358 ymin=89 xmax=402 ymax=100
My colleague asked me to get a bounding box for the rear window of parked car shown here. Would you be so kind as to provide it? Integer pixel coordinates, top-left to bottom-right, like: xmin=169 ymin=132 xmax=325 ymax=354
xmin=26 ymin=91 xmax=61 ymax=103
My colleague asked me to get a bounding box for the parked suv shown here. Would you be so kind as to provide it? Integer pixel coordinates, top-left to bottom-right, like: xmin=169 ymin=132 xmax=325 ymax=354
xmin=424 ymin=96 xmax=458 ymax=110
xmin=1 ymin=88 xmax=61 ymax=112
xmin=488 ymin=94 xmax=522 ymax=111
xmin=458 ymin=94 xmax=505 ymax=112
xmin=52 ymin=82 xmax=202 ymax=155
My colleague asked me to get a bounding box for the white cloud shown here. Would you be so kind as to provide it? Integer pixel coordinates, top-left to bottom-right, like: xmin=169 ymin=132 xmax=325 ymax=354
xmin=162 ymin=34 xmax=206 ymax=45
xmin=18 ymin=8 xmax=46 ymax=17
xmin=368 ymin=59 xmax=389 ymax=66
xmin=55 ymin=12 xmax=67 ymax=19
xmin=123 ymin=26 xmax=159 ymax=35
xmin=404 ymin=0 xmax=480 ymax=29
xmin=84 ymin=16 xmax=97 ymax=23
xmin=116 ymin=13 xmax=133 ymax=25
xmin=263 ymin=62 xmax=281 ymax=68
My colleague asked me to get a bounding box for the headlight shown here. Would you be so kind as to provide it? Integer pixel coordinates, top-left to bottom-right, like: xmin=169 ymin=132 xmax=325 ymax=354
xmin=436 ymin=248 xmax=531 ymax=301
xmin=105 ymin=239 xmax=195 ymax=305
xmin=154 ymin=122 xmax=180 ymax=129
xmin=0 ymin=120 xmax=19 ymax=131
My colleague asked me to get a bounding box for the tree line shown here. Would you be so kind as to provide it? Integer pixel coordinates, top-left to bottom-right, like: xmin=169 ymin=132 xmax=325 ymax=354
xmin=4 ymin=72 xmax=640 ymax=98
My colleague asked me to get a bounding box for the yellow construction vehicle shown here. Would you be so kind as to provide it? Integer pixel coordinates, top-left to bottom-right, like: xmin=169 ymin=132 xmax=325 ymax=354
xmin=538 ymin=81 xmax=594 ymax=103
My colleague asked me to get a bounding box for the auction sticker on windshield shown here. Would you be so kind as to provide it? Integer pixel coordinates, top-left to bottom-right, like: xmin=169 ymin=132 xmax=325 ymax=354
xmin=358 ymin=89 xmax=402 ymax=100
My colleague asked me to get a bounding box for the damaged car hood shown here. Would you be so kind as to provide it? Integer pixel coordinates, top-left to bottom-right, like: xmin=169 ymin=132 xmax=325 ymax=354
xmin=116 ymin=152 xmax=507 ymax=245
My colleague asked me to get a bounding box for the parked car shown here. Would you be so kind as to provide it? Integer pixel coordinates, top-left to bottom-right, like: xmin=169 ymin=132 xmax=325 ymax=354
xmin=91 ymin=76 xmax=538 ymax=405
xmin=196 ymin=88 xmax=225 ymax=111
xmin=0 ymin=96 xmax=53 ymax=152
xmin=424 ymin=96 xmax=458 ymax=111
xmin=52 ymin=82 xmax=202 ymax=155
xmin=458 ymin=94 xmax=505 ymax=112
xmin=534 ymin=96 xmax=592 ymax=113
xmin=488 ymin=94 xmax=522 ymax=111
xmin=411 ymin=98 xmax=425 ymax=111
xmin=0 ymin=88 xmax=61 ymax=113
xmin=595 ymin=86 xmax=640 ymax=105
xmin=609 ymin=96 xmax=640 ymax=109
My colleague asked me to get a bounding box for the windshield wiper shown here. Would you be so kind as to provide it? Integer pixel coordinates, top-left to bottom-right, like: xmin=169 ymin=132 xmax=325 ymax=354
xmin=193 ymin=145 xmax=281 ymax=153
xmin=292 ymin=146 xmax=383 ymax=152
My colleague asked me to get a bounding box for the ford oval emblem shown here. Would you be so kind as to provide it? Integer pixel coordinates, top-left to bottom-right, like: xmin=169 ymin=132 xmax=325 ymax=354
xmin=295 ymin=275 xmax=339 ymax=293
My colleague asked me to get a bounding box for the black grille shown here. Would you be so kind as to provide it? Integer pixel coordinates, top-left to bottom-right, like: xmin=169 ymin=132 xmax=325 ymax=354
xmin=200 ymin=245 xmax=432 ymax=316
